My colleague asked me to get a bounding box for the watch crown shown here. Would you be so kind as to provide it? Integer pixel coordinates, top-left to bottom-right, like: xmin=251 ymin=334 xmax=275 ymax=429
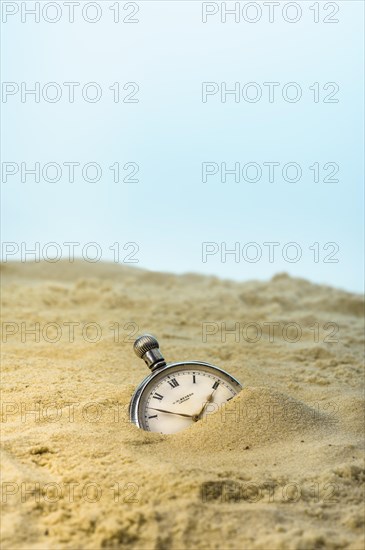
xmin=133 ymin=334 xmax=159 ymax=358
xmin=133 ymin=334 xmax=166 ymax=371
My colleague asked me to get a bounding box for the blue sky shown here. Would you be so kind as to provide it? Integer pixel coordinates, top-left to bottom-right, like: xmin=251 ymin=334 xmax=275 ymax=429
xmin=1 ymin=1 xmax=364 ymax=292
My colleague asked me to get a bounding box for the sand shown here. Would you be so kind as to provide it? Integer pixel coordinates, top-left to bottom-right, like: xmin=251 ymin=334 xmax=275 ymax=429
xmin=0 ymin=261 xmax=364 ymax=550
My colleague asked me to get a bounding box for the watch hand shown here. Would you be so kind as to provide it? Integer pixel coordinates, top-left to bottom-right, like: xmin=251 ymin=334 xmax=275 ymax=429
xmin=193 ymin=389 xmax=218 ymax=421
xmin=147 ymin=407 xmax=193 ymax=418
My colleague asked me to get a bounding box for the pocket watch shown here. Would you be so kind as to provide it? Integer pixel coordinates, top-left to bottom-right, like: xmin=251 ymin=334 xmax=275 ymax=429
xmin=129 ymin=334 xmax=242 ymax=434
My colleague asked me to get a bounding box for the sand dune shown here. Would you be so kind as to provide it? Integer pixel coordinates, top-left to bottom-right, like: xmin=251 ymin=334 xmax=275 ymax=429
xmin=1 ymin=261 xmax=364 ymax=549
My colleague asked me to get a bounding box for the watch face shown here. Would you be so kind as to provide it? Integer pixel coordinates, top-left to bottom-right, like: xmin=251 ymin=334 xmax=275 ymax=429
xmin=130 ymin=362 xmax=242 ymax=434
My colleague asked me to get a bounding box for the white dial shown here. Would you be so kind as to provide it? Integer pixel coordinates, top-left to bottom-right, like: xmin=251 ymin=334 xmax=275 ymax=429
xmin=134 ymin=363 xmax=241 ymax=434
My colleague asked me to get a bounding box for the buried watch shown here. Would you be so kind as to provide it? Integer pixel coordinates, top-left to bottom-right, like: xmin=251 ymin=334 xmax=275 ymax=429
xmin=129 ymin=334 xmax=242 ymax=434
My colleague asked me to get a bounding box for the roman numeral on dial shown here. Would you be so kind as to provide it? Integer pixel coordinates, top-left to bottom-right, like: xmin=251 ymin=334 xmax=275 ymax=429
xmin=167 ymin=378 xmax=179 ymax=388
xmin=153 ymin=393 xmax=164 ymax=401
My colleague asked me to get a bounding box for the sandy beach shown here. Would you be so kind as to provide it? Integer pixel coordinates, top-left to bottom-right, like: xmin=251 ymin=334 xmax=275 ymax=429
xmin=1 ymin=260 xmax=364 ymax=550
